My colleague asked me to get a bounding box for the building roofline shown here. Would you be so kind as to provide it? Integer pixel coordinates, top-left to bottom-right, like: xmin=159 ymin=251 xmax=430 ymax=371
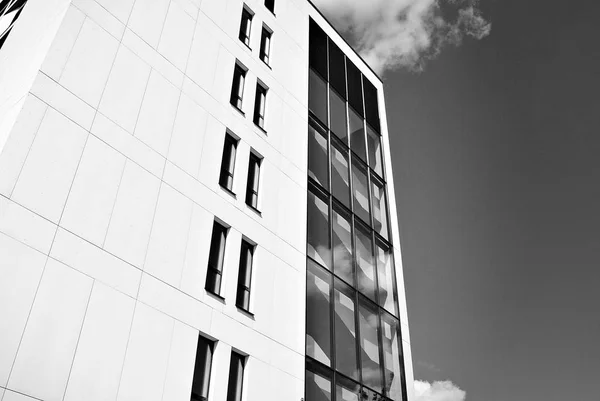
xmin=306 ymin=0 xmax=384 ymax=84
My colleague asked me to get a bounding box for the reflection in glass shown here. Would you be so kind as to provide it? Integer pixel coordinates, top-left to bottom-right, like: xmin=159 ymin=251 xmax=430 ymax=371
xmin=382 ymin=313 xmax=403 ymax=400
xmin=359 ymin=299 xmax=384 ymax=394
xmin=334 ymin=279 xmax=359 ymax=379
xmin=371 ymin=177 xmax=389 ymax=239
xmin=355 ymin=222 xmax=376 ymax=301
xmin=306 ymin=260 xmax=332 ymax=366
xmin=328 ymin=39 xmax=347 ymax=98
xmin=331 ymin=143 xmax=350 ymax=208
xmin=309 ymin=124 xmax=329 ymax=189
xmin=346 ymin=60 xmax=363 ymax=117
xmin=349 ymin=108 xmax=366 ymax=161
xmin=333 ymin=208 xmax=353 ymax=285
xmin=308 ymin=190 xmax=331 ymax=270
xmin=309 ymin=69 xmax=328 ymax=126
xmin=376 ymin=242 xmax=397 ymax=316
xmin=330 ymin=88 xmax=348 ymax=143
xmin=352 ymin=160 xmax=371 ymax=224
xmin=367 ymin=125 xmax=383 ymax=177
xmin=336 ymin=377 xmax=360 ymax=401
xmin=306 ymin=366 xmax=332 ymax=401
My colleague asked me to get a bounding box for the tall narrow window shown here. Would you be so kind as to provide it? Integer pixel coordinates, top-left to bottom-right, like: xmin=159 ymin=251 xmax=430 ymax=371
xmin=226 ymin=352 xmax=246 ymax=401
xmin=205 ymin=221 xmax=228 ymax=296
xmin=245 ymin=153 xmax=262 ymax=209
xmin=265 ymin=0 xmax=275 ymax=13
xmin=236 ymin=240 xmax=254 ymax=311
xmin=230 ymin=64 xmax=246 ymax=111
xmin=219 ymin=133 xmax=238 ymax=192
xmin=253 ymin=83 xmax=267 ymax=129
xmin=191 ymin=335 xmax=214 ymax=401
xmin=259 ymin=27 xmax=272 ymax=65
xmin=238 ymin=7 xmax=253 ymax=47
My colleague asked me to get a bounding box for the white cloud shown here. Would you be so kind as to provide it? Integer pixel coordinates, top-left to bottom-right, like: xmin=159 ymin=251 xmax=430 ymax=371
xmin=414 ymin=380 xmax=467 ymax=401
xmin=312 ymin=0 xmax=491 ymax=74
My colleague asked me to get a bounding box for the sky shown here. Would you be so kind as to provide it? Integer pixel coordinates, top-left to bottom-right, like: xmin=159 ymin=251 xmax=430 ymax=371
xmin=314 ymin=0 xmax=600 ymax=400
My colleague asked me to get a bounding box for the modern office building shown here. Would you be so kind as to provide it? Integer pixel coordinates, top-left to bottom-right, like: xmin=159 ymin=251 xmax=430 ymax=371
xmin=0 ymin=0 xmax=414 ymax=401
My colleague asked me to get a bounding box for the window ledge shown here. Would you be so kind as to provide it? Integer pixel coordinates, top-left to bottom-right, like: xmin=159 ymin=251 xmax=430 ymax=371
xmin=246 ymin=204 xmax=262 ymax=216
xmin=241 ymin=42 xmax=252 ymax=51
xmin=231 ymin=104 xmax=245 ymax=116
xmin=206 ymin=290 xmax=225 ymax=303
xmin=254 ymin=123 xmax=267 ymax=135
xmin=220 ymin=185 xmax=237 ymax=199
xmin=261 ymin=59 xmax=272 ymax=70
xmin=236 ymin=306 xmax=255 ymax=319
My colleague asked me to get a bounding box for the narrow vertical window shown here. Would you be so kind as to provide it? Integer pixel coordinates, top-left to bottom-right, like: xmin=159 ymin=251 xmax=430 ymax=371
xmin=191 ymin=335 xmax=214 ymax=401
xmin=236 ymin=240 xmax=254 ymax=311
xmin=238 ymin=7 xmax=253 ymax=47
xmin=230 ymin=64 xmax=246 ymax=111
xmin=253 ymin=83 xmax=267 ymax=129
xmin=264 ymin=0 xmax=275 ymax=13
xmin=259 ymin=27 xmax=272 ymax=65
xmin=219 ymin=133 xmax=238 ymax=192
xmin=245 ymin=153 xmax=262 ymax=209
xmin=226 ymin=352 xmax=246 ymax=401
xmin=306 ymin=259 xmax=332 ymax=366
xmin=205 ymin=221 xmax=228 ymax=296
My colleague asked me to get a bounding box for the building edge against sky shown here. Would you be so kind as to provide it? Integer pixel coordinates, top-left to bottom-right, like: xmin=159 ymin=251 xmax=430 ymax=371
xmin=0 ymin=0 xmax=414 ymax=400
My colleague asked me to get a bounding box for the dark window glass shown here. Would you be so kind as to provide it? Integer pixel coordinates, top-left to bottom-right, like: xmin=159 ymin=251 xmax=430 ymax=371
xmin=359 ymin=298 xmax=384 ymax=393
xmin=259 ymin=27 xmax=272 ymax=65
xmin=371 ymin=176 xmax=389 ymax=239
xmin=226 ymin=352 xmax=245 ymax=401
xmin=352 ymin=159 xmax=370 ymax=224
xmin=334 ymin=279 xmax=359 ymax=379
xmin=309 ymin=69 xmax=328 ymax=127
xmin=363 ymin=77 xmax=380 ymax=132
xmin=331 ymin=141 xmax=350 ymax=208
xmin=332 ymin=206 xmax=353 ymax=285
xmin=238 ymin=8 xmax=253 ymax=47
xmin=307 ymin=188 xmax=331 ymax=270
xmin=308 ymin=123 xmax=329 ymax=190
xmin=355 ymin=221 xmax=376 ymax=301
xmin=361 ymin=386 xmax=385 ymax=401
xmin=246 ymin=153 xmax=261 ymax=209
xmin=336 ymin=376 xmax=360 ymax=401
xmin=205 ymin=221 xmax=227 ymax=295
xmin=349 ymin=107 xmax=366 ymax=162
xmin=376 ymin=241 xmax=397 ymax=316
xmin=236 ymin=240 xmax=254 ymax=311
xmin=381 ymin=312 xmax=403 ymax=400
xmin=219 ymin=134 xmax=238 ymax=191
xmin=306 ymin=361 xmax=332 ymax=401
xmin=253 ymin=83 xmax=267 ymax=129
xmin=0 ymin=0 xmax=27 ymax=50
xmin=346 ymin=60 xmax=363 ymax=117
xmin=306 ymin=259 xmax=332 ymax=366
xmin=309 ymin=18 xmax=327 ymax=79
xmin=367 ymin=125 xmax=384 ymax=177
xmin=328 ymin=39 xmax=346 ymax=98
xmin=191 ymin=335 xmax=214 ymax=401
xmin=330 ymin=88 xmax=347 ymax=143
xmin=265 ymin=0 xmax=275 ymax=13
xmin=230 ymin=64 xmax=246 ymax=110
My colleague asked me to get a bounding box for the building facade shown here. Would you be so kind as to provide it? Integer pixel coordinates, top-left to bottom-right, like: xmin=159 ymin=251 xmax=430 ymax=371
xmin=0 ymin=0 xmax=414 ymax=401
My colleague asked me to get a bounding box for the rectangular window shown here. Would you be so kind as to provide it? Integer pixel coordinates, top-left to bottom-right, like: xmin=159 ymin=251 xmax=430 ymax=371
xmin=259 ymin=27 xmax=272 ymax=65
xmin=205 ymin=221 xmax=228 ymax=296
xmin=253 ymin=83 xmax=267 ymax=129
xmin=332 ymin=205 xmax=353 ymax=285
xmin=306 ymin=259 xmax=332 ymax=366
xmin=329 ymin=88 xmax=348 ymax=143
xmin=349 ymin=107 xmax=366 ymax=162
xmin=358 ymin=298 xmax=384 ymax=393
xmin=238 ymin=7 xmax=253 ymax=47
xmin=308 ymin=122 xmax=329 ymax=190
xmin=191 ymin=335 xmax=214 ymax=401
xmin=355 ymin=220 xmax=376 ymax=301
xmin=352 ymin=159 xmax=371 ymax=224
xmin=309 ymin=19 xmax=327 ymax=78
xmin=245 ymin=153 xmax=262 ymax=209
xmin=219 ymin=133 xmax=238 ymax=192
xmin=308 ymin=186 xmax=331 ymax=270
xmin=371 ymin=175 xmax=389 ymax=240
xmin=265 ymin=0 xmax=275 ymax=13
xmin=236 ymin=240 xmax=254 ymax=311
xmin=226 ymin=352 xmax=246 ymax=401
xmin=230 ymin=64 xmax=246 ymax=111
xmin=306 ymin=360 xmax=332 ymax=401
xmin=309 ymin=69 xmax=328 ymax=127
xmin=367 ymin=125 xmax=384 ymax=177
xmin=331 ymin=139 xmax=350 ymax=209
xmin=334 ymin=278 xmax=359 ymax=379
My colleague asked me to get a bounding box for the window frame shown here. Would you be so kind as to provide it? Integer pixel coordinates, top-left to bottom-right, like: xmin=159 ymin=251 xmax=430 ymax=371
xmin=190 ymin=335 xmax=215 ymax=401
xmin=226 ymin=351 xmax=247 ymax=401
xmin=264 ymin=0 xmax=275 ymax=14
xmin=230 ymin=63 xmax=247 ymax=112
xmin=245 ymin=152 xmax=262 ymax=211
xmin=205 ymin=221 xmax=229 ymax=297
xmin=259 ymin=25 xmax=273 ymax=66
xmin=219 ymin=133 xmax=239 ymax=193
xmin=253 ymin=82 xmax=268 ymax=130
xmin=236 ymin=239 xmax=255 ymax=312
xmin=238 ymin=6 xmax=253 ymax=48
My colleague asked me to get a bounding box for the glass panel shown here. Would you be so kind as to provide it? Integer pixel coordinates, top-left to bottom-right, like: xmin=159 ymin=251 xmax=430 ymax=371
xmin=336 ymin=377 xmax=360 ymax=401
xmin=332 ymin=207 xmax=353 ymax=285
xmin=226 ymin=352 xmax=245 ymax=401
xmin=360 ymin=386 xmax=385 ymax=401
xmin=359 ymin=299 xmax=384 ymax=393
xmin=219 ymin=135 xmax=237 ymax=190
xmin=363 ymin=77 xmax=380 ymax=132
xmin=309 ymin=69 xmax=328 ymax=126
xmin=331 ymin=142 xmax=350 ymax=208
xmin=308 ymin=124 xmax=329 ymax=189
xmin=328 ymin=39 xmax=347 ymax=98
xmin=307 ymin=190 xmax=331 ymax=270
xmin=236 ymin=241 xmax=253 ymax=310
xmin=381 ymin=313 xmax=403 ymax=400
xmin=349 ymin=108 xmax=366 ymax=162
xmin=367 ymin=125 xmax=383 ymax=177
xmin=305 ymin=366 xmax=332 ymax=401
xmin=355 ymin=222 xmax=376 ymax=301
xmin=208 ymin=222 xmax=227 ymax=273
xmin=260 ymin=28 xmax=271 ymax=64
xmin=371 ymin=177 xmax=389 ymax=239
xmin=376 ymin=242 xmax=397 ymax=316
xmin=191 ymin=336 xmax=213 ymax=401
xmin=306 ymin=260 xmax=332 ymax=366
xmin=352 ymin=160 xmax=370 ymax=224
xmin=346 ymin=60 xmax=363 ymax=117
xmin=330 ymin=88 xmax=348 ymax=143
xmin=239 ymin=9 xmax=252 ymax=45
xmin=265 ymin=0 xmax=275 ymax=13
xmin=309 ymin=19 xmax=328 ymax=79
xmin=334 ymin=279 xmax=359 ymax=379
